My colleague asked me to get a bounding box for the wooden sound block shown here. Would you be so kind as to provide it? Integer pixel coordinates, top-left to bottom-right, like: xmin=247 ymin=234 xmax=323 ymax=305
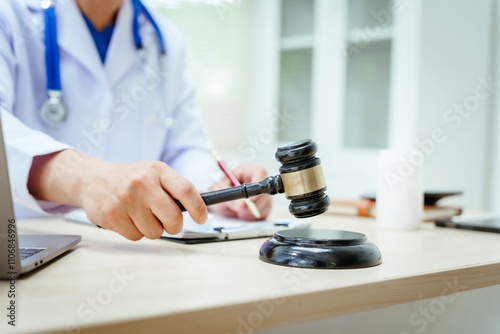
xmin=259 ymin=229 xmax=382 ymax=269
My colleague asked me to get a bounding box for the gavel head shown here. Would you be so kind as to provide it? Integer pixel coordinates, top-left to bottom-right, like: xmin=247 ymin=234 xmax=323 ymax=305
xmin=275 ymin=139 xmax=330 ymax=218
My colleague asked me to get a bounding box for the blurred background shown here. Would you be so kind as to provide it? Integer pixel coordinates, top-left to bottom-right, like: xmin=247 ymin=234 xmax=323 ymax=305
xmin=148 ymin=0 xmax=498 ymax=212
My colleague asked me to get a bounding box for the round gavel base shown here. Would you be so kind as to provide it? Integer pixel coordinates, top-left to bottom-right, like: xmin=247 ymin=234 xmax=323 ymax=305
xmin=259 ymin=229 xmax=382 ymax=269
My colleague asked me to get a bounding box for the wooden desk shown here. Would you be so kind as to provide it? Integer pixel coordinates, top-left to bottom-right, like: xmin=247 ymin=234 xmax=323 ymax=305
xmin=1 ymin=210 xmax=500 ymax=334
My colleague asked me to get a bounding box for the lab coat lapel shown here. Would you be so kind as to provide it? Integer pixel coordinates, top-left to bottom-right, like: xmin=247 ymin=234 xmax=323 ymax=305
xmin=105 ymin=0 xmax=138 ymax=88
xmin=55 ymin=0 xmax=108 ymax=89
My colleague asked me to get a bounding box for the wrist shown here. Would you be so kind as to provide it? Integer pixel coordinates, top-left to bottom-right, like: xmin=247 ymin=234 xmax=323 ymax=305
xmin=69 ymin=151 xmax=112 ymax=208
xmin=28 ymin=149 xmax=103 ymax=208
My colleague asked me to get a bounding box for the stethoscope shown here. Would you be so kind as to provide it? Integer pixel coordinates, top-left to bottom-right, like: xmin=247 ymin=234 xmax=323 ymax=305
xmin=39 ymin=0 xmax=174 ymax=128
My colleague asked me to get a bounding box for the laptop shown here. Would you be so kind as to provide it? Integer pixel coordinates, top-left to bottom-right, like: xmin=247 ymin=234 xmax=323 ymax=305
xmin=435 ymin=214 xmax=500 ymax=234
xmin=0 ymin=116 xmax=80 ymax=279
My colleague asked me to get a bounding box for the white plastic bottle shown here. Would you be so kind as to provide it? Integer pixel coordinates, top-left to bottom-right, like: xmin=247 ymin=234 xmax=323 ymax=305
xmin=376 ymin=150 xmax=423 ymax=230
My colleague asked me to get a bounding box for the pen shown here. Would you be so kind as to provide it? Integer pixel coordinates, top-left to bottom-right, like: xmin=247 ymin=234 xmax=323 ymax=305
xmin=212 ymin=150 xmax=262 ymax=219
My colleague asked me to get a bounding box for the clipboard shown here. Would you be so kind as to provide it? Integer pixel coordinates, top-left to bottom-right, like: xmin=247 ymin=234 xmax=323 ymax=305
xmin=65 ymin=209 xmax=311 ymax=244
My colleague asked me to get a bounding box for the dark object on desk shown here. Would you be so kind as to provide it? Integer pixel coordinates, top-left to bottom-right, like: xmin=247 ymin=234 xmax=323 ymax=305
xmin=175 ymin=139 xmax=331 ymax=218
xmin=259 ymin=229 xmax=382 ymax=269
xmin=421 ymin=191 xmax=463 ymax=206
xmin=436 ymin=216 xmax=500 ymax=234
xmin=361 ymin=190 xmax=463 ymax=206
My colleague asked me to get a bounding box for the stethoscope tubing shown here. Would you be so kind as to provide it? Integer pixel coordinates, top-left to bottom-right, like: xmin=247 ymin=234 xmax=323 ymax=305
xmin=132 ymin=0 xmax=166 ymax=54
xmin=43 ymin=3 xmax=61 ymax=91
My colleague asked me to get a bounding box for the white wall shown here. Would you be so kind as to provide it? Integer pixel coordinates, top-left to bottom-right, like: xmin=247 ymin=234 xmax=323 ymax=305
xmin=156 ymin=1 xmax=255 ymax=151
xmin=416 ymin=0 xmax=492 ymax=210
xmin=488 ymin=0 xmax=500 ymax=212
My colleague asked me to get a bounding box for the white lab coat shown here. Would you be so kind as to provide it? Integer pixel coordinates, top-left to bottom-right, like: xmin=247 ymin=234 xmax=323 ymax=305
xmin=0 ymin=0 xmax=220 ymax=218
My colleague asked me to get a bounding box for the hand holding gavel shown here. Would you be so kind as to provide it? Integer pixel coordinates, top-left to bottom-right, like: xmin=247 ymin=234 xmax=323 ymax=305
xmin=29 ymin=139 xmax=329 ymax=241
xmin=174 ymin=139 xmax=330 ymax=218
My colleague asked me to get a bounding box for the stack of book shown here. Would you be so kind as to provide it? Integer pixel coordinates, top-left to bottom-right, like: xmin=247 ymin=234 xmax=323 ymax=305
xmin=328 ymin=191 xmax=462 ymax=222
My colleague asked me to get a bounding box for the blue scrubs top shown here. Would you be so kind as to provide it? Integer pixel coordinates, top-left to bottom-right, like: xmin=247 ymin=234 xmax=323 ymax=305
xmin=82 ymin=15 xmax=115 ymax=63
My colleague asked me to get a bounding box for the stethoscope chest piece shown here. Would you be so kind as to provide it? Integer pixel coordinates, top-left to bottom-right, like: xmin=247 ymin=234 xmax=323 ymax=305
xmin=259 ymin=229 xmax=382 ymax=269
xmin=39 ymin=90 xmax=68 ymax=128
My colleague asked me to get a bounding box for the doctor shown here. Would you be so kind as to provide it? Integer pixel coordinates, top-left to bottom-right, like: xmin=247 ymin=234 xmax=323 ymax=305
xmin=0 ymin=0 xmax=272 ymax=240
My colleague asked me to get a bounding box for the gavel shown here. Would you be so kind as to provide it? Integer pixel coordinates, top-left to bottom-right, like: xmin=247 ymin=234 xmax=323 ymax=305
xmin=175 ymin=139 xmax=330 ymax=218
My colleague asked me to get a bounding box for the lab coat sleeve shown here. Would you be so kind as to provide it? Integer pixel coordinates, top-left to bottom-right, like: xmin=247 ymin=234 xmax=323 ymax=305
xmin=160 ymin=69 xmax=222 ymax=191
xmin=0 ymin=17 xmax=76 ymax=216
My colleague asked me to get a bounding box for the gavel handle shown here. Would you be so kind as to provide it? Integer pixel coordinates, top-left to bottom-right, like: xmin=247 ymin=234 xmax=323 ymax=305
xmin=174 ymin=175 xmax=284 ymax=212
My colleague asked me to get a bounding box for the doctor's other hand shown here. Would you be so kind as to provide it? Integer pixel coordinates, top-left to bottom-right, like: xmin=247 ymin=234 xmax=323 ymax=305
xmin=207 ymin=164 xmax=273 ymax=221
xmin=28 ymin=150 xmax=207 ymax=241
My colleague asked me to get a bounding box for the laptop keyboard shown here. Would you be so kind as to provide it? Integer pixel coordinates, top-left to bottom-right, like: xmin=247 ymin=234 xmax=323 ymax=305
xmin=19 ymin=248 xmax=46 ymax=260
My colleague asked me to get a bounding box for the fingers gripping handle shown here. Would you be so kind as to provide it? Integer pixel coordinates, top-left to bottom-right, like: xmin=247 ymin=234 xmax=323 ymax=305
xmin=174 ymin=187 xmax=249 ymax=211
xmin=174 ymin=176 xmax=284 ymax=212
